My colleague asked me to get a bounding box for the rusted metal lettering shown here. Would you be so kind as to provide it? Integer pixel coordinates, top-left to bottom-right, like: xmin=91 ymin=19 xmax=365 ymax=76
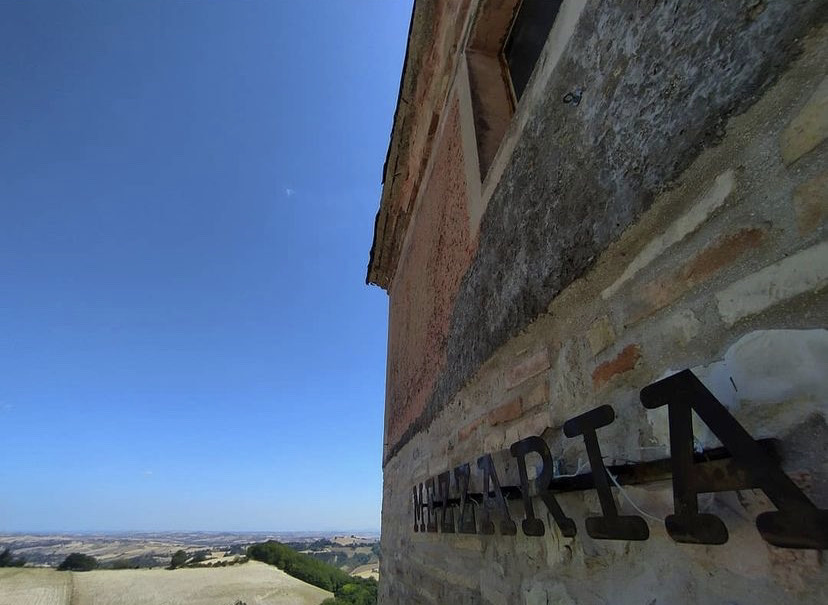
xmin=424 ymin=477 xmax=438 ymax=533
xmin=563 ymin=405 xmax=649 ymax=541
xmin=412 ymin=483 xmax=426 ymax=532
xmin=641 ymin=369 xmax=828 ymax=549
xmin=454 ymin=463 xmax=477 ymax=534
xmin=477 ymin=454 xmax=517 ymax=535
xmin=437 ymin=471 xmax=455 ymax=533
xmin=410 ymin=370 xmax=825 ymax=550
xmin=510 ymin=436 xmax=576 ymax=537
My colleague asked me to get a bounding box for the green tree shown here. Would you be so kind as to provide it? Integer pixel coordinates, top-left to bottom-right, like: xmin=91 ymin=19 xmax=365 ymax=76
xmin=57 ymin=553 xmax=98 ymax=571
xmin=191 ymin=550 xmax=209 ymax=564
xmin=248 ymin=541 xmax=377 ymax=604
xmin=168 ymin=550 xmax=188 ymax=569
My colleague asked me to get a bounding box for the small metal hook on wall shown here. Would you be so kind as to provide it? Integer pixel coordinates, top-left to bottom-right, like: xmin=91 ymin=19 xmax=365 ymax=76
xmin=563 ymin=87 xmax=584 ymax=106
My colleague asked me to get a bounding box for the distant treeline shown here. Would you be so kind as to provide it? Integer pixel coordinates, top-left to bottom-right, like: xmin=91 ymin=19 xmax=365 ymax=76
xmin=247 ymin=540 xmax=377 ymax=605
xmin=0 ymin=548 xmax=26 ymax=567
xmin=58 ymin=553 xmax=98 ymax=571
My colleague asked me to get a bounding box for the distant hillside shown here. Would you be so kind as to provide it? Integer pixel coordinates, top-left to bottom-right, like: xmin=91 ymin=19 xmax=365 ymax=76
xmin=0 ymin=532 xmax=377 ymax=569
xmin=283 ymin=537 xmax=379 ymax=574
xmin=248 ymin=540 xmax=377 ymax=605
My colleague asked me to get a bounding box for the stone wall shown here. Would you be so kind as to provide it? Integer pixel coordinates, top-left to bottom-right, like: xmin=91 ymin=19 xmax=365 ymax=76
xmin=373 ymin=1 xmax=828 ymax=603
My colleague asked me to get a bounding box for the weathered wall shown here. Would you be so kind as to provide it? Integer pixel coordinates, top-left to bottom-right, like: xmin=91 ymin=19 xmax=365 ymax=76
xmin=368 ymin=0 xmax=472 ymax=290
xmin=386 ymin=0 xmax=828 ymax=464
xmin=377 ymin=1 xmax=828 ymax=603
xmin=386 ymin=97 xmax=476 ymax=452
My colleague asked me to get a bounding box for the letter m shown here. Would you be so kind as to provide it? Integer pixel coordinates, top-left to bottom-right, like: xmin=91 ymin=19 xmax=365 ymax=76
xmin=413 ymin=483 xmax=426 ymax=532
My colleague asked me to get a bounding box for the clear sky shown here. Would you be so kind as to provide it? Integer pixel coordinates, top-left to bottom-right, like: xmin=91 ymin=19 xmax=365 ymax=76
xmin=0 ymin=0 xmax=411 ymax=532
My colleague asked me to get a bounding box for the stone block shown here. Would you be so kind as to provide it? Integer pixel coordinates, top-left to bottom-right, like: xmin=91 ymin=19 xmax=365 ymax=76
xmin=781 ymin=76 xmax=828 ymax=165
xmin=660 ymin=308 xmax=701 ymax=346
xmin=587 ymin=315 xmax=616 ymax=356
xmin=488 ymin=396 xmax=523 ymax=426
xmin=715 ymin=241 xmax=828 ymax=325
xmin=483 ymin=428 xmax=508 ymax=455
xmin=517 ymin=409 xmax=552 ymax=440
xmin=523 ymin=584 xmax=575 ymax=605
xmin=522 ymin=379 xmax=549 ymax=412
xmin=602 ymin=170 xmax=736 ymax=298
xmin=549 ymin=339 xmax=590 ymax=424
xmin=793 ymin=169 xmax=828 ymax=235
xmin=458 ymin=416 xmax=485 ymax=442
xmin=506 ymin=349 xmax=550 ymax=389
xmin=626 ymin=227 xmax=765 ymax=323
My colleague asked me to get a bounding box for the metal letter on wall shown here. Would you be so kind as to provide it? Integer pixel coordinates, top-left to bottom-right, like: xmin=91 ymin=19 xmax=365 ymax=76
xmin=641 ymin=369 xmax=828 ymax=549
xmin=564 ymin=405 xmax=649 ymax=540
xmin=477 ymin=454 xmax=517 ymax=535
xmin=510 ymin=436 xmax=576 ymax=537
xmin=437 ymin=471 xmax=455 ymax=533
xmin=425 ymin=477 xmax=438 ymax=532
xmin=454 ymin=463 xmax=477 ymax=534
xmin=412 ymin=483 xmax=426 ymax=532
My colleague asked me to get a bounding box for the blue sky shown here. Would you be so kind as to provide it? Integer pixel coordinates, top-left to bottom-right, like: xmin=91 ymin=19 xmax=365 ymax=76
xmin=0 ymin=0 xmax=411 ymax=532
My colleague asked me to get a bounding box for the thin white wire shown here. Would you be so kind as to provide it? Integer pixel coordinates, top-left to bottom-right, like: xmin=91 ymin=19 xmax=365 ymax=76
xmin=553 ymin=457 xmax=589 ymax=478
xmin=552 ymin=456 xmax=665 ymax=523
xmin=606 ymin=469 xmax=665 ymax=523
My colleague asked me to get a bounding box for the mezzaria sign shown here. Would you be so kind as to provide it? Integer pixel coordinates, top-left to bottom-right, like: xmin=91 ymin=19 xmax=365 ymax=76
xmin=412 ymin=370 xmax=828 ymax=549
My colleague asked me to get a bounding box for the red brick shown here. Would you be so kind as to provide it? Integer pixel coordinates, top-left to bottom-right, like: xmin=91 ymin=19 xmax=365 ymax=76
xmin=506 ymin=349 xmax=550 ymax=389
xmin=487 ymin=396 xmax=523 ymax=426
xmin=592 ymin=344 xmax=641 ymax=388
xmin=457 ymin=416 xmax=484 ymax=442
xmin=683 ymin=228 xmax=765 ymax=282
xmin=626 ymin=228 xmax=765 ymax=323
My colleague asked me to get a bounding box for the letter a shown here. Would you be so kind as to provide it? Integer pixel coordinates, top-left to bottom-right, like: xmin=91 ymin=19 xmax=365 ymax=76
xmin=641 ymin=369 xmax=828 ymax=549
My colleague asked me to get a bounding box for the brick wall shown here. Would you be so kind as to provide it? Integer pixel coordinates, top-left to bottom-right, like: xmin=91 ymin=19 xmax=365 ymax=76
xmin=385 ymin=97 xmax=476 ymax=454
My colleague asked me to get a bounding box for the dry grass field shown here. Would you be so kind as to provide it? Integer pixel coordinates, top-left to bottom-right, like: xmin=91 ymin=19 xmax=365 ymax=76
xmin=0 ymin=562 xmax=332 ymax=605
xmin=349 ymin=563 xmax=379 ymax=581
xmin=0 ymin=567 xmax=71 ymax=605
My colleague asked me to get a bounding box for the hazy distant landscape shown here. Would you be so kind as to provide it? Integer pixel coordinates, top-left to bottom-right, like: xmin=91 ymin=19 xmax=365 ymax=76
xmin=0 ymin=531 xmax=379 ymax=570
xmin=0 ymin=532 xmax=380 ymax=605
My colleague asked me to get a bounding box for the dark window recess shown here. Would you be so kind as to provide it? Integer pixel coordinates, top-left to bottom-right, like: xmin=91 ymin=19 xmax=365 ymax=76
xmin=504 ymin=0 xmax=562 ymax=101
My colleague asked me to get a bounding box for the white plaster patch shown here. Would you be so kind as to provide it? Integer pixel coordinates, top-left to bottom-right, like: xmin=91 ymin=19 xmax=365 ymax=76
xmin=715 ymin=241 xmax=828 ymax=326
xmin=647 ymin=329 xmax=828 ymax=448
xmin=602 ymin=169 xmax=736 ymax=299
xmin=661 ymin=308 xmax=701 ymax=346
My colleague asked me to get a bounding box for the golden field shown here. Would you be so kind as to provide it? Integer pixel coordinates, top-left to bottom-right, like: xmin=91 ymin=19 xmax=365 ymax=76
xmin=0 ymin=561 xmax=332 ymax=605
